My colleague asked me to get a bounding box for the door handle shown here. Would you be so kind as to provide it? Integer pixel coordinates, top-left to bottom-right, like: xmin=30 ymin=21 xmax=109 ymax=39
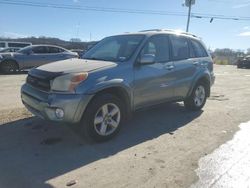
xmin=165 ymin=65 xmax=174 ymax=70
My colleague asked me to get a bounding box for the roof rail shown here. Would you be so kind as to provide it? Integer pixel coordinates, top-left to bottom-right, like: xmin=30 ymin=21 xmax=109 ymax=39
xmin=139 ymin=29 xmax=164 ymax=32
xmin=139 ymin=29 xmax=198 ymax=38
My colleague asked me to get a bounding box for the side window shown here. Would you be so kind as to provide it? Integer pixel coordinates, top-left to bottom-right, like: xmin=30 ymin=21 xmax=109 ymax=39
xmin=141 ymin=35 xmax=170 ymax=63
xmin=32 ymin=46 xmax=49 ymax=54
xmin=58 ymin=48 xmax=65 ymax=53
xmin=8 ymin=43 xmax=29 ymax=48
xmin=169 ymin=35 xmax=189 ymax=61
xmin=190 ymin=39 xmax=208 ymax=57
xmin=48 ymin=47 xmax=64 ymax=53
xmin=0 ymin=42 xmax=6 ymax=48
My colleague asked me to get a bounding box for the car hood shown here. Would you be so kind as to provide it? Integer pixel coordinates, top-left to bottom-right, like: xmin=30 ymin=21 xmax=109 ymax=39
xmin=37 ymin=58 xmax=117 ymax=73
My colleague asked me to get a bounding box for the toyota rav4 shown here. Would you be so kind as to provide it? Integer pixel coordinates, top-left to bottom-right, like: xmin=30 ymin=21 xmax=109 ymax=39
xmin=21 ymin=29 xmax=215 ymax=142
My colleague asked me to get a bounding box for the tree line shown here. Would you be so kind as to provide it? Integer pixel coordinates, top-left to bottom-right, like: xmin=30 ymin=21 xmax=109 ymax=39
xmin=211 ymin=48 xmax=250 ymax=65
xmin=0 ymin=36 xmax=97 ymax=50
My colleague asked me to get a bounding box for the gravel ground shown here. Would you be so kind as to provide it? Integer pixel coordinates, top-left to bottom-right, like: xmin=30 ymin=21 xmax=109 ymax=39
xmin=0 ymin=65 xmax=250 ymax=188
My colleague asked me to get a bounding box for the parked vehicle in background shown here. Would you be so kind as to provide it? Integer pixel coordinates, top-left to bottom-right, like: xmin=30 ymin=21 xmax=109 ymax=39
xmin=0 ymin=47 xmax=21 ymax=53
xmin=237 ymin=55 xmax=250 ymax=68
xmin=0 ymin=41 xmax=31 ymax=50
xmin=0 ymin=44 xmax=79 ymax=73
xmin=70 ymin=49 xmax=86 ymax=58
xmin=21 ymin=29 xmax=215 ymax=142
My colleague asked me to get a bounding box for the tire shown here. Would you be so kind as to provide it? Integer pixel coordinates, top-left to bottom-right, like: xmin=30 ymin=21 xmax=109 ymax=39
xmin=79 ymin=93 xmax=125 ymax=142
xmin=0 ymin=60 xmax=19 ymax=74
xmin=237 ymin=64 xmax=242 ymax=69
xmin=184 ymin=81 xmax=208 ymax=111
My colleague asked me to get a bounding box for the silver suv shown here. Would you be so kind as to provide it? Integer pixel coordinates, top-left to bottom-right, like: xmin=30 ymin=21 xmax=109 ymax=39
xmin=21 ymin=29 xmax=215 ymax=142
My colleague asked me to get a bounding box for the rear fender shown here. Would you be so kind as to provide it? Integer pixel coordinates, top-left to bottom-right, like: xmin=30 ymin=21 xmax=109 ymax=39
xmin=186 ymin=71 xmax=211 ymax=98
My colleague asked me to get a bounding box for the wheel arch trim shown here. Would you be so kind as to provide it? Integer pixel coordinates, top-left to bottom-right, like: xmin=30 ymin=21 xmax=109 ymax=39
xmin=187 ymin=72 xmax=211 ymax=98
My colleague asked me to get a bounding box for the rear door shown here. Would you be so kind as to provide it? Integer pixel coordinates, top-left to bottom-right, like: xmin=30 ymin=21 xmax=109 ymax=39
xmin=169 ymin=35 xmax=197 ymax=98
xmin=31 ymin=46 xmax=50 ymax=67
xmin=133 ymin=34 xmax=176 ymax=109
xmin=47 ymin=46 xmax=68 ymax=63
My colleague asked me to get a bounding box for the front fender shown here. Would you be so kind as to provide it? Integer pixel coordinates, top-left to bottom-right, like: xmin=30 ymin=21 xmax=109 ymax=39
xmin=85 ymin=78 xmax=130 ymax=94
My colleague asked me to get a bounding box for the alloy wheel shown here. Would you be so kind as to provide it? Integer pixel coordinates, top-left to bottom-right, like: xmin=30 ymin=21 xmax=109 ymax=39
xmin=194 ymin=85 xmax=206 ymax=107
xmin=94 ymin=103 xmax=121 ymax=136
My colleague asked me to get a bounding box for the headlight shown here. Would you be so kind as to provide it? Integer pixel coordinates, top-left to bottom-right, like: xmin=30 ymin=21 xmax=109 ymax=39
xmin=51 ymin=72 xmax=88 ymax=92
xmin=0 ymin=55 xmax=3 ymax=59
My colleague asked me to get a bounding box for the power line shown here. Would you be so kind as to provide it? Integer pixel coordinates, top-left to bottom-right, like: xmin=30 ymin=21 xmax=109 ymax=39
xmin=208 ymin=0 xmax=250 ymax=3
xmin=0 ymin=0 xmax=250 ymax=21
xmin=0 ymin=0 xmax=188 ymax=16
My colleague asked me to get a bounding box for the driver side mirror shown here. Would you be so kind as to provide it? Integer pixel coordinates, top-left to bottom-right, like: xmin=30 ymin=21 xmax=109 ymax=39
xmin=139 ymin=54 xmax=155 ymax=65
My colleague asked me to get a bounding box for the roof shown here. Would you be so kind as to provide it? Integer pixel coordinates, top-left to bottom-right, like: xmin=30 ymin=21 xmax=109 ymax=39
xmin=121 ymin=29 xmax=200 ymax=40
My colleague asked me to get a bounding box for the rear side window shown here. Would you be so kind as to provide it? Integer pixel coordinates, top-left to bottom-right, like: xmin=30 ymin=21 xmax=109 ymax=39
xmin=169 ymin=35 xmax=189 ymax=61
xmin=32 ymin=46 xmax=49 ymax=54
xmin=190 ymin=39 xmax=208 ymax=57
xmin=48 ymin=47 xmax=64 ymax=53
xmin=141 ymin=35 xmax=170 ymax=63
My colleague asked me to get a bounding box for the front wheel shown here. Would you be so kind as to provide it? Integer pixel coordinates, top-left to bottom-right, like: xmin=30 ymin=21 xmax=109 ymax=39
xmin=79 ymin=93 xmax=125 ymax=142
xmin=184 ymin=82 xmax=207 ymax=111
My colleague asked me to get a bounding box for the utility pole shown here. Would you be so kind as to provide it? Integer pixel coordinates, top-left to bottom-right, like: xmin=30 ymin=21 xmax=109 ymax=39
xmin=76 ymin=22 xmax=80 ymax=38
xmin=89 ymin=32 xmax=92 ymax=41
xmin=184 ymin=0 xmax=195 ymax=32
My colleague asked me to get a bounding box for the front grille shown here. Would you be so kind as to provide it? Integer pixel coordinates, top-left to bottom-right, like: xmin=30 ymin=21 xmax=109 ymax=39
xmin=27 ymin=75 xmax=51 ymax=92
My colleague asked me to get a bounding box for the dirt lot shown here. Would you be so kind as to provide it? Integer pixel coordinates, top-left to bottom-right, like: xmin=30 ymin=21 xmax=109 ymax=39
xmin=0 ymin=65 xmax=250 ymax=188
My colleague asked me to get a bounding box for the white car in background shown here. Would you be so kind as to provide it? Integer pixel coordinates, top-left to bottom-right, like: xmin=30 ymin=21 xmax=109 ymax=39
xmin=0 ymin=41 xmax=32 ymax=50
xmin=0 ymin=44 xmax=79 ymax=73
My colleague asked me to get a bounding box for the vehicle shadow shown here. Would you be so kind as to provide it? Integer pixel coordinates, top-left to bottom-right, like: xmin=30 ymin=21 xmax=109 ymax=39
xmin=0 ymin=70 xmax=28 ymax=75
xmin=0 ymin=102 xmax=202 ymax=188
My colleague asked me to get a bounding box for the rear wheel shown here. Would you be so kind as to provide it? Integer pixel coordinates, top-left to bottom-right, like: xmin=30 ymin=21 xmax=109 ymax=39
xmin=79 ymin=93 xmax=125 ymax=142
xmin=184 ymin=82 xmax=207 ymax=111
xmin=0 ymin=60 xmax=19 ymax=74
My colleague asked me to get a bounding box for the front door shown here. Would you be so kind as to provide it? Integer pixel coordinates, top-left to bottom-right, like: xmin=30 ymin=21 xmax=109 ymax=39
xmin=133 ymin=34 xmax=176 ymax=109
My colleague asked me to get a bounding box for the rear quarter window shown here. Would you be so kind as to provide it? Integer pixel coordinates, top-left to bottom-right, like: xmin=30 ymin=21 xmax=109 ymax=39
xmin=48 ymin=47 xmax=65 ymax=53
xmin=190 ymin=39 xmax=208 ymax=58
xmin=32 ymin=46 xmax=49 ymax=54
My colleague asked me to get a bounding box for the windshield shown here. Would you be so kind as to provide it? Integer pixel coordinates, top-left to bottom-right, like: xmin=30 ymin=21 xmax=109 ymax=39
xmin=83 ymin=35 xmax=145 ymax=62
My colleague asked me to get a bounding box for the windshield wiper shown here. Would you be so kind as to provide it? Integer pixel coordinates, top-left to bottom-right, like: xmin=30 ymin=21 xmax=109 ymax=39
xmin=84 ymin=57 xmax=111 ymax=61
